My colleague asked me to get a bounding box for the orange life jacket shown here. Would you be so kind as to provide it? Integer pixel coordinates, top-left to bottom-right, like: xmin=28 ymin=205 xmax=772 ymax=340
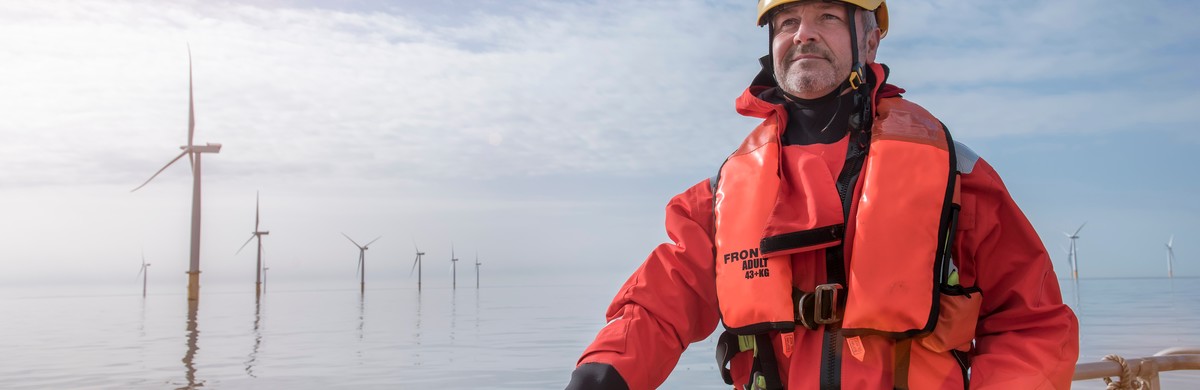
xmin=712 ymin=89 xmax=960 ymax=342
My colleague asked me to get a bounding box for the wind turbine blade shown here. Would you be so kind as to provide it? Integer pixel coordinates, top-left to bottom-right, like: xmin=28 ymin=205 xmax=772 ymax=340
xmin=410 ymin=257 xmax=419 ymax=276
xmin=138 ymin=251 xmax=145 ymax=279
xmin=236 ymin=234 xmax=256 ymax=255
xmin=186 ymin=45 xmax=196 ymax=173
xmin=1168 ymin=235 xmax=1173 ymax=247
xmin=1073 ymin=222 xmax=1087 ymax=236
xmin=187 ymin=45 xmax=195 ymax=151
xmin=131 ymin=149 xmax=189 ymax=192
xmin=342 ymin=232 xmax=362 ymax=248
xmin=255 ymin=191 xmax=261 ymax=230
xmin=365 ymin=236 xmax=382 ymax=247
xmin=356 ymin=256 xmax=361 ymax=278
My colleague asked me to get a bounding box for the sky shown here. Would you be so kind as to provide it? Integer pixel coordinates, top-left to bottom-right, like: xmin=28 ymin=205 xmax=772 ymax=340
xmin=1 ymin=0 xmax=1198 ymax=292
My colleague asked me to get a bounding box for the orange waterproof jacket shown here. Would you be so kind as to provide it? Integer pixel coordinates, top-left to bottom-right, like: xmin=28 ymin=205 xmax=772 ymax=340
xmin=570 ymin=65 xmax=1079 ymax=390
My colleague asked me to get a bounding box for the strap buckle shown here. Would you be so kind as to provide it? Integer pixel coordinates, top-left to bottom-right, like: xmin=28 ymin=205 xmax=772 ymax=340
xmin=848 ymin=70 xmax=864 ymax=90
xmin=814 ymin=283 xmax=843 ymax=324
xmin=796 ymin=283 xmax=844 ymax=329
xmin=848 ymin=62 xmax=867 ymax=90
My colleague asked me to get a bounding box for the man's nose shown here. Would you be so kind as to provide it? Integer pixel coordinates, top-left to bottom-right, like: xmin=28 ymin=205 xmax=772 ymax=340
xmin=791 ymin=22 xmax=819 ymax=44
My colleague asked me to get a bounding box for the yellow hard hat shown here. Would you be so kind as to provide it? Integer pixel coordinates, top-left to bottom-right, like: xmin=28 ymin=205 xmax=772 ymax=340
xmin=756 ymin=0 xmax=888 ymax=38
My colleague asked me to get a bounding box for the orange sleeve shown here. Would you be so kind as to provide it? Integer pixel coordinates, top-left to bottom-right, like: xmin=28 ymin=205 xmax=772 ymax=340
xmin=953 ymin=158 xmax=1080 ymax=389
xmin=573 ymin=179 xmax=721 ymax=390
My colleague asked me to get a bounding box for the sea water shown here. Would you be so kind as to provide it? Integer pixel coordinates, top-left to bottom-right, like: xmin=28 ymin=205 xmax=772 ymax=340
xmin=1 ymin=276 xmax=1197 ymax=389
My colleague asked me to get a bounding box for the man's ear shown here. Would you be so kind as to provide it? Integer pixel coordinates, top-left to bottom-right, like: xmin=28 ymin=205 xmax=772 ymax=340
xmin=862 ymin=27 xmax=882 ymax=63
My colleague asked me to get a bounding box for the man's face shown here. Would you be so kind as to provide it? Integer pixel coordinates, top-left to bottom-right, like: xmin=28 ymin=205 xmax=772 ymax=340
xmin=770 ymin=1 xmax=877 ymax=99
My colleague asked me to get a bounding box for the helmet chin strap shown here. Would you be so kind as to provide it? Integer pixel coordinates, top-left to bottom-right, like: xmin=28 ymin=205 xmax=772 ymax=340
xmin=844 ymin=2 xmax=872 ymax=133
xmin=845 ymin=3 xmax=865 ymax=91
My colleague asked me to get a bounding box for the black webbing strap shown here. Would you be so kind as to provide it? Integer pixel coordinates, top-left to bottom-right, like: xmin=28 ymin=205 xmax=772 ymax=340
xmin=893 ymin=339 xmax=913 ymax=390
xmin=754 ymin=334 xmax=786 ymax=390
xmin=715 ymin=328 xmax=792 ymax=388
xmin=716 ymin=331 xmax=740 ymax=385
xmin=820 ymin=81 xmax=867 ymax=390
xmin=715 ymin=331 xmax=786 ymax=390
xmin=761 ymin=224 xmax=845 ymax=255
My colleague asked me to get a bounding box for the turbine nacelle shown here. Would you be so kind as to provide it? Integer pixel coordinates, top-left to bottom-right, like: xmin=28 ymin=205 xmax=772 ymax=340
xmin=182 ymin=143 xmax=222 ymax=153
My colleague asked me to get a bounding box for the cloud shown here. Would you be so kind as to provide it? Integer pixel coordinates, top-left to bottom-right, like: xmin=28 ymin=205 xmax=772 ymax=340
xmin=0 ymin=0 xmax=765 ymax=191
xmin=880 ymin=0 xmax=1200 ymax=139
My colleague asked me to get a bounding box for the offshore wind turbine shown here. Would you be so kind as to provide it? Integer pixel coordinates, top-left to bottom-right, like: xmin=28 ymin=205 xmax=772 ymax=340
xmin=344 ymin=233 xmax=381 ymax=293
xmin=1063 ymin=222 xmax=1086 ymax=280
xmin=1166 ymin=235 xmax=1176 ymax=278
xmin=410 ymin=241 xmax=425 ymax=291
xmin=132 ymin=46 xmax=222 ymax=302
xmin=450 ymin=243 xmax=459 ymax=289
xmin=137 ymin=253 xmax=151 ymax=297
xmin=236 ymin=192 xmax=270 ymax=295
xmin=474 ymin=252 xmax=481 ymax=289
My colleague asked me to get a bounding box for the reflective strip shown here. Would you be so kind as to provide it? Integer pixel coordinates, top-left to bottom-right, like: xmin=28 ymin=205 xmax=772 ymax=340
xmin=954 ymin=141 xmax=979 ymax=174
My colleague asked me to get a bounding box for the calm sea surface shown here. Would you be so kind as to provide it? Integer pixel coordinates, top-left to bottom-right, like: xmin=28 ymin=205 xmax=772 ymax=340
xmin=1 ymin=276 xmax=1198 ymax=389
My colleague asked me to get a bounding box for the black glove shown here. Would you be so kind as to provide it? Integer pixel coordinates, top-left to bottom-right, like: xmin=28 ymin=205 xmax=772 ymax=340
xmin=565 ymin=362 xmax=630 ymax=390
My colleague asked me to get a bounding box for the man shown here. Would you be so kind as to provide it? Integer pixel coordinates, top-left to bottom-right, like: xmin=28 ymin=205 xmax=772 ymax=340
xmin=566 ymin=1 xmax=1079 ymax=389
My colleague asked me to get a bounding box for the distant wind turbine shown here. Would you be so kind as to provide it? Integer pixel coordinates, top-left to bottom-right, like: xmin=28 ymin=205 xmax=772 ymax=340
xmin=236 ymin=192 xmax=270 ymax=295
xmin=344 ymin=233 xmax=381 ymax=293
xmin=1166 ymin=235 xmax=1176 ymax=278
xmin=450 ymin=243 xmax=459 ymax=289
xmin=475 ymin=252 xmax=481 ymax=289
xmin=131 ymin=46 xmax=222 ymax=302
xmin=137 ymin=253 xmax=151 ymax=297
xmin=1063 ymin=222 xmax=1086 ymax=280
xmin=410 ymin=241 xmax=425 ymax=291
xmin=1058 ymin=244 xmax=1071 ymax=274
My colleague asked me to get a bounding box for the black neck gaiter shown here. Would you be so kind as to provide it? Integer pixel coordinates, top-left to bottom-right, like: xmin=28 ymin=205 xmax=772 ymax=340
xmin=762 ymin=87 xmax=855 ymax=146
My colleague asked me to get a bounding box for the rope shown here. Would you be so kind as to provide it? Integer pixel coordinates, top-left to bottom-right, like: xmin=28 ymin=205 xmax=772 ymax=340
xmin=1101 ymin=354 xmax=1149 ymax=390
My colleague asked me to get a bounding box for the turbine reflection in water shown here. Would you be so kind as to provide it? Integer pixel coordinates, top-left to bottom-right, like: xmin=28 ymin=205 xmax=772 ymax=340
xmin=179 ymin=300 xmax=202 ymax=389
xmin=414 ymin=290 xmax=422 ymax=366
xmin=358 ymin=292 xmax=366 ymax=342
xmin=245 ymin=296 xmax=263 ymax=378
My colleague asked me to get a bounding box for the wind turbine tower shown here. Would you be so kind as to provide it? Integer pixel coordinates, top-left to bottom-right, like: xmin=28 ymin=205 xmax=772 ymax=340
xmin=343 ymin=233 xmax=380 ymax=293
xmin=237 ymin=192 xmax=270 ymax=295
xmin=410 ymin=242 xmax=425 ymax=291
xmin=1166 ymin=235 xmax=1176 ymax=278
xmin=451 ymin=244 xmax=459 ymax=289
xmin=1064 ymin=223 xmax=1086 ymax=280
xmin=138 ymin=254 xmax=151 ymax=297
xmin=132 ymin=46 xmax=221 ymax=302
xmin=475 ymin=252 xmax=481 ymax=289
